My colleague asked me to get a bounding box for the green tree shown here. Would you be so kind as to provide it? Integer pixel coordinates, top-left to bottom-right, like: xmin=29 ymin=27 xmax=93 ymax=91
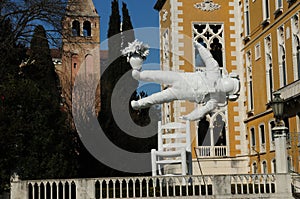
xmin=23 ymin=25 xmax=60 ymax=101
xmin=107 ymin=0 xmax=121 ymax=61
xmin=121 ymin=2 xmax=135 ymax=46
xmin=0 ymin=24 xmax=79 ymax=192
xmin=97 ymin=1 xmax=157 ymax=177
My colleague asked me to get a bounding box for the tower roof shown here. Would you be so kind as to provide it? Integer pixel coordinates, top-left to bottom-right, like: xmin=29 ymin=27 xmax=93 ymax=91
xmin=66 ymin=0 xmax=98 ymax=17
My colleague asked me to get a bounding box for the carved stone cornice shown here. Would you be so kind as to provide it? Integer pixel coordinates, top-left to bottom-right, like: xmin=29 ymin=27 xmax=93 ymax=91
xmin=194 ymin=0 xmax=221 ymax=12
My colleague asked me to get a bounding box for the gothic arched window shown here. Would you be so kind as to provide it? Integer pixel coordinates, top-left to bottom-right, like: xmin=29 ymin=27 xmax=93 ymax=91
xmin=72 ymin=20 xmax=80 ymax=36
xmin=193 ymin=23 xmax=224 ymax=71
xmin=83 ymin=21 xmax=91 ymax=37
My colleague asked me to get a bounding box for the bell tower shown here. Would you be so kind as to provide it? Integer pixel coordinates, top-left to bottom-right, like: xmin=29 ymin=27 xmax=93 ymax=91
xmin=61 ymin=0 xmax=100 ymax=112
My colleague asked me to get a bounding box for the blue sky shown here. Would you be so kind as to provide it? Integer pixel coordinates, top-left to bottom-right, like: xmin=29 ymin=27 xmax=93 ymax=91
xmin=94 ymin=0 xmax=161 ymax=94
xmin=94 ymin=0 xmax=159 ymax=48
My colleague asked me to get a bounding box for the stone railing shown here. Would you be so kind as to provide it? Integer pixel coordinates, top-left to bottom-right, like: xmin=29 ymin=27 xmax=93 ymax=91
xmin=10 ymin=174 xmax=294 ymax=199
xmin=195 ymin=146 xmax=227 ymax=157
xmin=278 ymin=79 xmax=300 ymax=100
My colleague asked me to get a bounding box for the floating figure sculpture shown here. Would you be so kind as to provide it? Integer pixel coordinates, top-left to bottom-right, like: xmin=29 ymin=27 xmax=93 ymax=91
xmin=122 ymin=40 xmax=240 ymax=121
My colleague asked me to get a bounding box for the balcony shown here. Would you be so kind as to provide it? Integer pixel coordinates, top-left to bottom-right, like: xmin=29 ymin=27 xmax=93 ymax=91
xmin=195 ymin=146 xmax=227 ymax=158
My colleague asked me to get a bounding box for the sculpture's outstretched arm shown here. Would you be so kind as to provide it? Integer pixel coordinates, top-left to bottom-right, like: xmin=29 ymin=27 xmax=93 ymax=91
xmin=132 ymin=70 xmax=181 ymax=85
xmin=194 ymin=41 xmax=219 ymax=73
xmin=180 ymin=99 xmax=217 ymax=121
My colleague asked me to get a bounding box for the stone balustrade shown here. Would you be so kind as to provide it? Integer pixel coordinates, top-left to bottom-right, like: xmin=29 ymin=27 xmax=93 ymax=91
xmin=10 ymin=173 xmax=294 ymax=199
xmin=195 ymin=146 xmax=227 ymax=157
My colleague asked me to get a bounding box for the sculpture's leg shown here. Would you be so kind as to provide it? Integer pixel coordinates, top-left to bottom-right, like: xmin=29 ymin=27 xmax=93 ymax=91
xmin=132 ymin=70 xmax=182 ymax=85
xmin=131 ymin=88 xmax=178 ymax=110
xmin=194 ymin=42 xmax=221 ymax=87
xmin=194 ymin=41 xmax=219 ymax=73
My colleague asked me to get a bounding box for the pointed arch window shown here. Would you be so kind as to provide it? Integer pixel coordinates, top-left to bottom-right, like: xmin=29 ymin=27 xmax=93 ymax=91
xmin=259 ymin=124 xmax=266 ymax=153
xmin=252 ymin=162 xmax=257 ymax=174
xmin=193 ymin=23 xmax=224 ymax=71
xmin=197 ymin=110 xmax=227 ymax=157
xmin=271 ymin=159 xmax=276 ymax=173
xmin=244 ymin=0 xmax=250 ymax=37
xmin=291 ymin=14 xmax=300 ymax=80
xmin=246 ymin=51 xmax=254 ymax=111
xmin=264 ymin=36 xmax=274 ymax=101
xmin=262 ymin=160 xmax=267 ymax=174
xmin=262 ymin=0 xmax=270 ymax=25
xmin=269 ymin=120 xmax=276 ymax=151
xmin=83 ymin=21 xmax=92 ymax=37
xmin=72 ymin=20 xmax=80 ymax=36
xmin=250 ymin=127 xmax=256 ymax=149
xmin=277 ymin=25 xmax=287 ymax=87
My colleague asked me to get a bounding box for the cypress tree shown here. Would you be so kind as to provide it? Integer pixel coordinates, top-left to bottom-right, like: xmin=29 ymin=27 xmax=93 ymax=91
xmin=107 ymin=0 xmax=121 ymax=61
xmin=24 ymin=25 xmax=59 ymax=101
xmin=97 ymin=1 xmax=158 ymax=178
xmin=121 ymin=2 xmax=135 ymax=46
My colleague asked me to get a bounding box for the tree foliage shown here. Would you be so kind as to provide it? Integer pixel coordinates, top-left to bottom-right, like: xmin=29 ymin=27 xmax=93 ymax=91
xmin=121 ymin=2 xmax=135 ymax=46
xmin=0 ymin=23 xmax=79 ymax=193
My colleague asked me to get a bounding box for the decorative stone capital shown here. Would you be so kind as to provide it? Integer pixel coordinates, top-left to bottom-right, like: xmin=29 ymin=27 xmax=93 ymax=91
xmin=194 ymin=0 xmax=221 ymax=12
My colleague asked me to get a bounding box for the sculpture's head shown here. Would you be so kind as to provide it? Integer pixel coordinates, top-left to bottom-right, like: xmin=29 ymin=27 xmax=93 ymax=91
xmin=220 ymin=73 xmax=240 ymax=101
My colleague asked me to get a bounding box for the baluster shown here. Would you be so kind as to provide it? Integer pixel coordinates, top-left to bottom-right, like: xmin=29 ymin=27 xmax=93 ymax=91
xmin=56 ymin=182 xmax=59 ymax=199
xmin=39 ymin=183 xmax=42 ymax=199
xmin=159 ymin=178 xmax=162 ymax=197
xmin=112 ymin=180 xmax=115 ymax=199
xmin=192 ymin=177 xmax=195 ymax=196
xmin=264 ymin=175 xmax=268 ymax=193
xmin=172 ymin=177 xmax=176 ymax=196
xmin=33 ymin=184 xmax=36 ymax=199
xmin=99 ymin=181 xmax=102 ymax=199
xmin=69 ymin=182 xmax=71 ymax=199
xmin=146 ymin=179 xmax=149 ymax=198
xmin=133 ymin=179 xmax=136 ymax=198
xmin=50 ymin=183 xmax=53 ymax=199
xmin=235 ymin=177 xmax=238 ymax=194
xmin=62 ymin=182 xmax=65 ymax=199
xmin=126 ymin=179 xmax=129 ymax=198
xmin=179 ymin=177 xmax=182 ymax=196
xmin=186 ymin=177 xmax=189 ymax=196
xmin=44 ymin=183 xmax=47 ymax=199
xmin=240 ymin=176 xmax=245 ymax=194
xmin=106 ymin=181 xmax=109 ymax=198
xmin=246 ymin=177 xmax=249 ymax=194
xmin=252 ymin=176 xmax=255 ymax=194
xmin=205 ymin=177 xmax=208 ymax=196
xmin=119 ymin=180 xmax=123 ymax=198
xmin=258 ymin=176 xmax=261 ymax=194
xmin=139 ymin=179 xmax=142 ymax=197
xmin=166 ymin=178 xmax=169 ymax=196
xmin=269 ymin=176 xmax=273 ymax=193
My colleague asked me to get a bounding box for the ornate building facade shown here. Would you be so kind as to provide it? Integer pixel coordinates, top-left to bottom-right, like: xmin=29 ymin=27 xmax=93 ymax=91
xmin=243 ymin=0 xmax=300 ymax=174
xmin=154 ymin=0 xmax=300 ymax=175
xmin=154 ymin=0 xmax=248 ymax=175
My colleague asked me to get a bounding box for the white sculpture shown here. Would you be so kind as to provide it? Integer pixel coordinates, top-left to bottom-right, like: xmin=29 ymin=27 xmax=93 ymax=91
xmin=122 ymin=40 xmax=240 ymax=121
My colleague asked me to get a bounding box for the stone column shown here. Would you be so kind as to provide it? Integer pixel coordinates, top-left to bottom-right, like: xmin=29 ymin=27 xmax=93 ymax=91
xmin=273 ymin=126 xmax=288 ymax=173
